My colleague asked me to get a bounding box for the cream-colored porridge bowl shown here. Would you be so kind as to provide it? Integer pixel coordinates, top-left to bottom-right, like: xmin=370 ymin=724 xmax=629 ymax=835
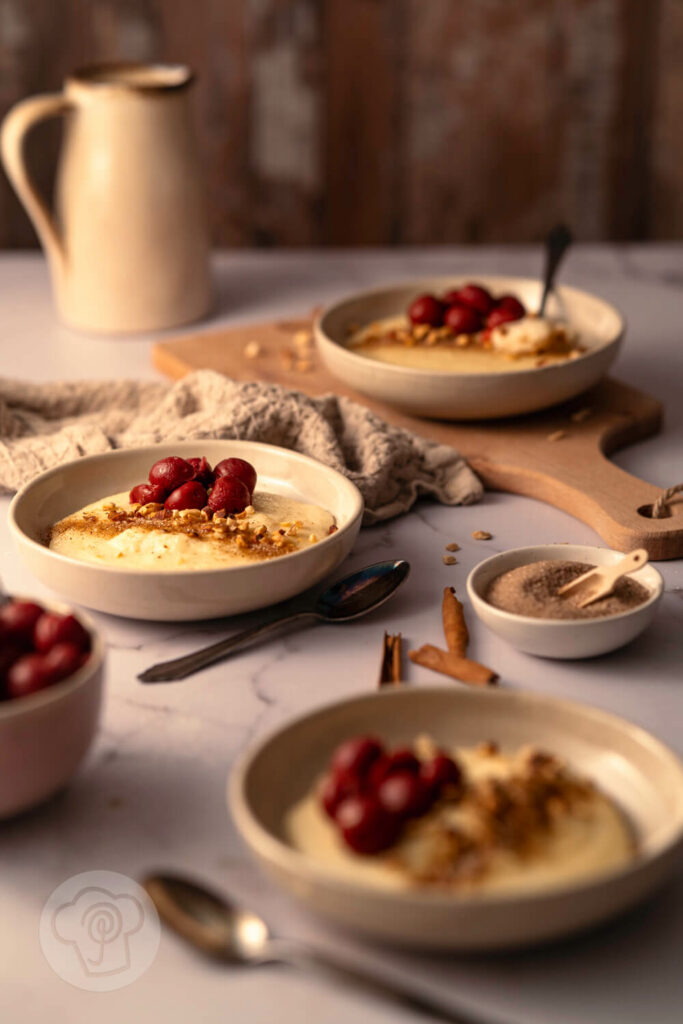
xmin=229 ymin=687 xmax=683 ymax=951
xmin=9 ymin=441 xmax=363 ymax=621
xmin=315 ymin=276 xmax=624 ymax=420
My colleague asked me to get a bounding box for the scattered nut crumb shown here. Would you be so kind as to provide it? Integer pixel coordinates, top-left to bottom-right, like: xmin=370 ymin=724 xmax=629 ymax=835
xmin=293 ymin=329 xmax=313 ymax=352
xmin=308 ymin=533 xmax=318 ymax=543
xmin=445 ymin=542 xmax=460 ymax=552
xmin=477 ymin=740 xmax=499 ymax=757
xmin=472 ymin=530 xmax=492 ymax=540
xmin=442 ymin=555 xmax=457 ymax=565
xmin=295 ymin=359 xmax=313 ymax=372
xmin=243 ymin=340 xmax=262 ymax=359
xmin=281 ymin=350 xmax=295 ymax=371
xmin=570 ymin=407 xmax=592 ymax=423
xmin=547 ymin=430 xmax=566 ymax=442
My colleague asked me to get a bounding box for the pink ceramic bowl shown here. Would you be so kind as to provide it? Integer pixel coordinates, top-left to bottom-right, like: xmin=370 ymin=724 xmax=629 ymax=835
xmin=0 ymin=600 xmax=104 ymax=819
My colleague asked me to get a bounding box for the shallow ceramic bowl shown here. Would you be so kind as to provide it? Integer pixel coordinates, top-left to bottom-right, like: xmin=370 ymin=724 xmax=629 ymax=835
xmin=467 ymin=544 xmax=663 ymax=659
xmin=9 ymin=441 xmax=363 ymax=621
xmin=315 ymin=276 xmax=624 ymax=420
xmin=229 ymin=687 xmax=683 ymax=951
xmin=0 ymin=599 xmax=104 ymax=819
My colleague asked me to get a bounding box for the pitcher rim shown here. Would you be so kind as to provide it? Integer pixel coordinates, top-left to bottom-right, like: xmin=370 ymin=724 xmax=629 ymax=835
xmin=67 ymin=62 xmax=194 ymax=94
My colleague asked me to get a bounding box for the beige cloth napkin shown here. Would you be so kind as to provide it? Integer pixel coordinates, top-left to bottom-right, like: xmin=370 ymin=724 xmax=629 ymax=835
xmin=0 ymin=371 xmax=482 ymax=523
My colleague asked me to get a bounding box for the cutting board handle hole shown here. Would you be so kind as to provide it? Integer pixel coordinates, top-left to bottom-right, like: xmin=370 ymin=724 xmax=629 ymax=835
xmin=638 ymin=503 xmax=668 ymax=520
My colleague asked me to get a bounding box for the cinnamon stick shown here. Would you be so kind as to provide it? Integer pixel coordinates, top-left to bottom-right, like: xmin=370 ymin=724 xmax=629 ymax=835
xmin=408 ymin=644 xmax=498 ymax=687
xmin=442 ymin=586 xmax=469 ymax=656
xmin=378 ymin=632 xmax=403 ymax=687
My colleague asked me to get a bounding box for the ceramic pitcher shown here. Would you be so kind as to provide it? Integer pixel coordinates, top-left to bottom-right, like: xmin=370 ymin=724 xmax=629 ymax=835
xmin=1 ymin=63 xmax=211 ymax=333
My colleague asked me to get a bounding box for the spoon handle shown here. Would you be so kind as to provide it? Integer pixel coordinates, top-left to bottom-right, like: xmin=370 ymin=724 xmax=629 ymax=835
xmin=269 ymin=940 xmax=493 ymax=1024
xmin=538 ymin=223 xmax=572 ymax=316
xmin=138 ymin=610 xmax=318 ymax=683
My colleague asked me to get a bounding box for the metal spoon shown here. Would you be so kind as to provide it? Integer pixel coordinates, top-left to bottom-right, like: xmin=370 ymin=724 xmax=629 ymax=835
xmin=143 ymin=873 xmax=492 ymax=1024
xmin=138 ymin=559 xmax=410 ymax=683
xmin=538 ymin=223 xmax=573 ymax=316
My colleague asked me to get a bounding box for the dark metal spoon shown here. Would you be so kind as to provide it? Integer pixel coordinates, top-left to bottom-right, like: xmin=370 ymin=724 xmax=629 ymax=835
xmin=538 ymin=223 xmax=573 ymax=316
xmin=143 ymin=873 xmax=493 ymax=1024
xmin=138 ymin=559 xmax=409 ymax=683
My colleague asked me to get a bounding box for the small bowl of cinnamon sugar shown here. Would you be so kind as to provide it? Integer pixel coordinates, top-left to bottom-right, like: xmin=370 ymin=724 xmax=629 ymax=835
xmin=466 ymin=544 xmax=663 ymax=659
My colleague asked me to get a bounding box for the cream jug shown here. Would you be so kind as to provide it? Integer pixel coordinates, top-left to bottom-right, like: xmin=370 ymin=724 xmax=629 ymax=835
xmin=1 ymin=63 xmax=211 ymax=333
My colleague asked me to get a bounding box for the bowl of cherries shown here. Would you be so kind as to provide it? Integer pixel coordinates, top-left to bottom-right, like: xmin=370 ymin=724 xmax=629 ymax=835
xmin=0 ymin=596 xmax=104 ymax=818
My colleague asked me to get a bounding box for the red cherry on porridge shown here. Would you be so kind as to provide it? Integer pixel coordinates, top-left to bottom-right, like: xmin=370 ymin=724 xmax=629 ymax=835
xmin=454 ymin=284 xmax=494 ymax=315
xmin=319 ymin=771 xmax=360 ymax=819
xmin=335 ymin=795 xmax=400 ymax=854
xmin=129 ymin=482 xmax=167 ymax=505
xmin=444 ymin=304 xmax=482 ymax=334
xmin=496 ymin=294 xmax=526 ymax=319
xmin=330 ymin=736 xmax=384 ymax=782
xmin=369 ymin=748 xmax=420 ymax=788
xmin=187 ymin=457 xmax=214 ymax=487
xmin=407 ymin=294 xmax=445 ymax=327
xmin=486 ymin=307 xmax=521 ymax=329
xmin=207 ymin=475 xmax=250 ymax=514
xmin=7 ymin=653 xmax=50 ymax=699
xmin=43 ymin=642 xmax=85 ymax=683
xmin=34 ymin=612 xmax=91 ymax=654
xmin=164 ymin=481 xmax=208 ymax=512
xmin=419 ymin=754 xmax=462 ymax=797
xmin=149 ymin=456 xmax=194 ymax=492
xmin=0 ymin=600 xmax=44 ymax=645
xmin=214 ymin=458 xmax=257 ymax=496
xmin=377 ymin=771 xmax=432 ymax=820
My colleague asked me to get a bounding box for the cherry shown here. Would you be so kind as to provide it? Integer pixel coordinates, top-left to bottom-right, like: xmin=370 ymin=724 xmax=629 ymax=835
xmin=7 ymin=653 xmax=50 ymax=699
xmin=407 ymin=294 xmax=445 ymax=327
xmin=496 ymin=295 xmax=526 ymax=319
xmin=207 ymin=475 xmax=250 ymax=515
xmin=377 ymin=771 xmax=432 ymax=820
xmin=214 ymin=458 xmax=257 ymax=496
xmin=419 ymin=754 xmax=463 ymax=798
xmin=369 ymin=748 xmax=420 ymax=788
xmin=319 ymin=771 xmax=360 ymax=819
xmin=149 ymin=456 xmax=194 ymax=492
xmin=0 ymin=642 xmax=24 ymax=683
xmin=34 ymin=612 xmax=90 ymax=654
xmin=0 ymin=600 xmax=44 ymax=646
xmin=129 ymin=482 xmax=167 ymax=505
xmin=335 ymin=795 xmax=400 ymax=854
xmin=187 ymin=457 xmax=214 ymax=488
xmin=444 ymin=304 xmax=482 ymax=334
xmin=453 ymin=284 xmax=494 ymax=316
xmin=486 ymin=307 xmax=521 ymax=330
xmin=330 ymin=736 xmax=384 ymax=783
xmin=43 ymin=642 xmax=86 ymax=683
xmin=164 ymin=481 xmax=208 ymax=512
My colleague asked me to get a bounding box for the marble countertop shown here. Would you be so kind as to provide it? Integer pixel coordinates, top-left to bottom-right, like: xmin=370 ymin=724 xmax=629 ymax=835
xmin=0 ymin=247 xmax=681 ymax=1024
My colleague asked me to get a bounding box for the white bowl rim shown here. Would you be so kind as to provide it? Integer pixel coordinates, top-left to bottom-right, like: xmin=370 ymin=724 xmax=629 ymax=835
xmin=0 ymin=600 xmax=104 ymax=721
xmin=315 ymin=275 xmax=625 ymax=380
xmin=228 ymin=685 xmax=683 ymax=909
xmin=466 ymin=544 xmax=664 ymax=628
xmin=8 ymin=440 xmax=364 ymax=579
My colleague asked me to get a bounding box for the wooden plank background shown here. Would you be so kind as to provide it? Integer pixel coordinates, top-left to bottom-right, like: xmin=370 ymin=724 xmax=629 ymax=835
xmin=0 ymin=0 xmax=681 ymax=248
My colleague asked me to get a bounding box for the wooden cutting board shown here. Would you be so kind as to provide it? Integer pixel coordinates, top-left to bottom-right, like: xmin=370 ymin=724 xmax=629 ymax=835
xmin=153 ymin=317 xmax=683 ymax=560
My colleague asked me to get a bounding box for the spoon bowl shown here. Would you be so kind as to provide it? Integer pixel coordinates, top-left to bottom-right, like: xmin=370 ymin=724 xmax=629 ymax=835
xmin=315 ymin=559 xmax=410 ymax=621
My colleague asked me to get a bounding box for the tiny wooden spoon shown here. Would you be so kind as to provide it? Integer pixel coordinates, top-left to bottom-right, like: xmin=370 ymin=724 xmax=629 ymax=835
xmin=557 ymin=548 xmax=649 ymax=608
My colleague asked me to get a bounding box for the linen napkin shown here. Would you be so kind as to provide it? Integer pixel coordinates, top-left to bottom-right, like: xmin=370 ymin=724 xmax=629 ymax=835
xmin=0 ymin=371 xmax=482 ymax=523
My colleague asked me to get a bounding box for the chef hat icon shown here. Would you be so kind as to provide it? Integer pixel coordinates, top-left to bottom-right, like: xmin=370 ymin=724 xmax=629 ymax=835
xmin=52 ymin=886 xmax=145 ymax=977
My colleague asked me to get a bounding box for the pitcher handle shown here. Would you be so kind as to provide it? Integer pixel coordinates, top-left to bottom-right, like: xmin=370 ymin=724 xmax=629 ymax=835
xmin=1 ymin=93 xmax=71 ymax=274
